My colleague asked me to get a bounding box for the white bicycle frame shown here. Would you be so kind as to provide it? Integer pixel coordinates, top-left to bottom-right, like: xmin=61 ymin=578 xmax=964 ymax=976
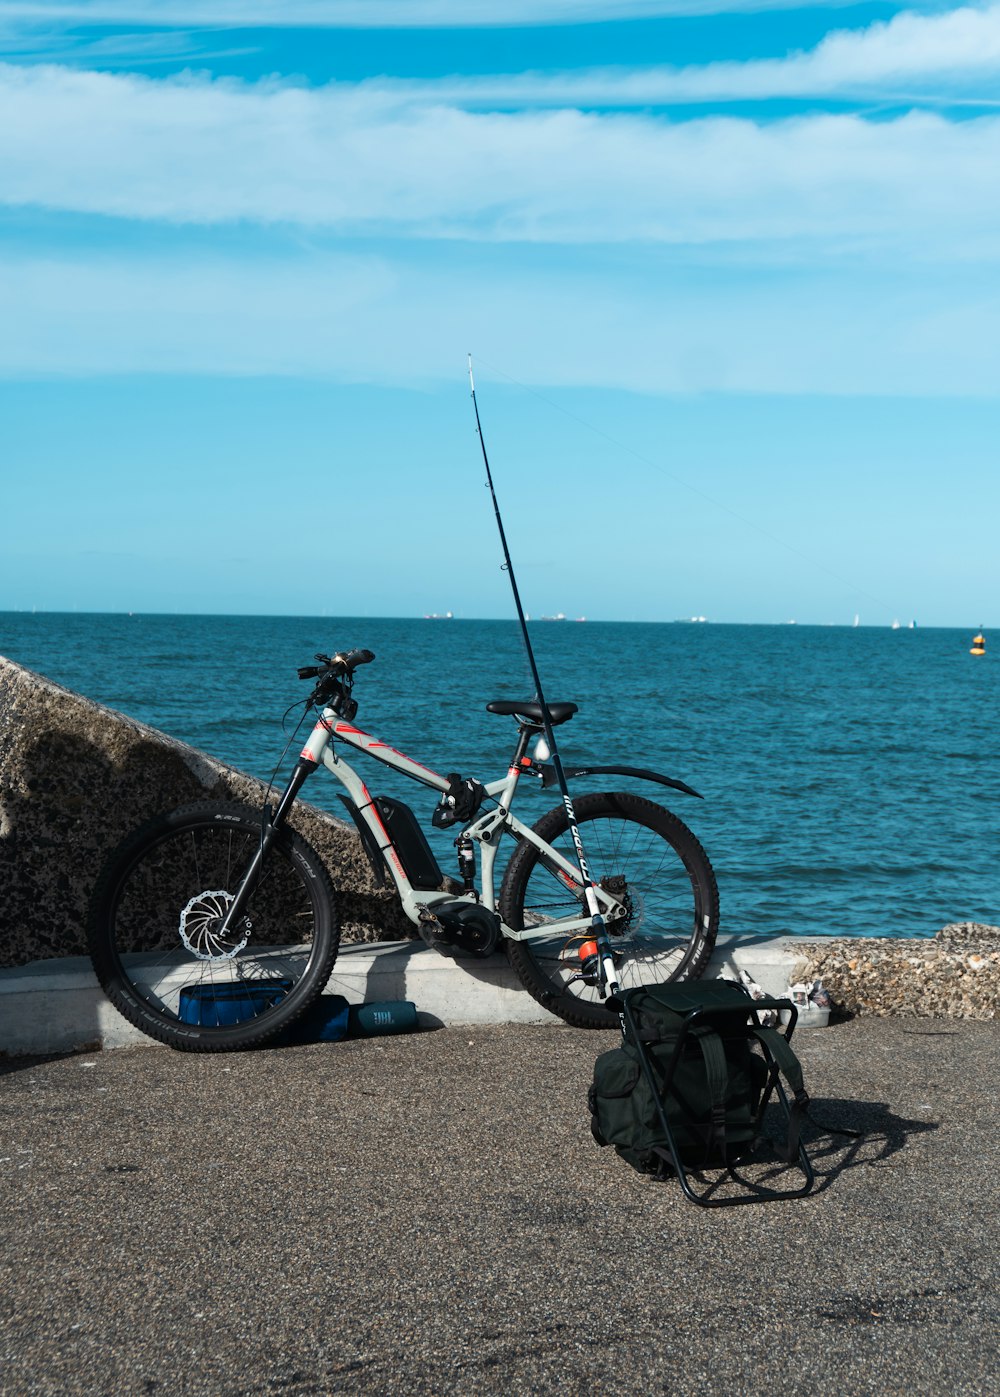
xmin=298 ymin=709 xmax=626 ymax=940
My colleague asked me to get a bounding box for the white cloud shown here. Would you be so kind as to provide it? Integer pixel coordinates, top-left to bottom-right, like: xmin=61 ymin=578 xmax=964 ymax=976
xmin=401 ymin=5 xmax=1000 ymax=103
xmin=1 ymin=61 xmax=999 ymax=255
xmin=1 ymin=246 xmax=997 ymax=396
xmin=6 ymin=4 xmax=995 ymax=99
xmin=2 ymin=15 xmax=997 ymax=399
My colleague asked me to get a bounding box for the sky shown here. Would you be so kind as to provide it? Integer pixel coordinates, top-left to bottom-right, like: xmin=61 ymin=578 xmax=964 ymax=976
xmin=1 ymin=0 xmax=997 ymax=625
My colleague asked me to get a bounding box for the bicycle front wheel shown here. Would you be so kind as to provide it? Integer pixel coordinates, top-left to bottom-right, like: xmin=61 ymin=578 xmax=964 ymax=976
xmin=499 ymin=791 xmax=719 ymax=1029
xmin=87 ymin=802 xmax=339 ymax=1051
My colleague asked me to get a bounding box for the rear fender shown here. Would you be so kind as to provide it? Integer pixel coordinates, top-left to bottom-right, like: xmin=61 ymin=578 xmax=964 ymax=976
xmin=539 ymin=764 xmax=702 ymax=799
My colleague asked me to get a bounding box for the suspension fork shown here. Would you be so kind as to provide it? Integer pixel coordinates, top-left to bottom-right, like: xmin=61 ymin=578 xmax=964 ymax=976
xmin=217 ymin=755 xmax=317 ymax=934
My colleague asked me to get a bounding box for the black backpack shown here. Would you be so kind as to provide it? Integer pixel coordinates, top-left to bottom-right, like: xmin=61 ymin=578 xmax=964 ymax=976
xmin=589 ymin=980 xmax=815 ymax=1205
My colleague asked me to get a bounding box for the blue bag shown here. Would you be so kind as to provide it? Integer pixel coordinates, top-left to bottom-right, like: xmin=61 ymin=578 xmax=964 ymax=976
xmin=276 ymin=994 xmax=351 ymax=1045
xmin=178 ymin=979 xmax=293 ymax=1028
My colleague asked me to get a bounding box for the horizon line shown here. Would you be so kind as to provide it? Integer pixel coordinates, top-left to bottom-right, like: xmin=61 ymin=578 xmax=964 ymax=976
xmin=0 ymin=609 xmax=983 ymax=631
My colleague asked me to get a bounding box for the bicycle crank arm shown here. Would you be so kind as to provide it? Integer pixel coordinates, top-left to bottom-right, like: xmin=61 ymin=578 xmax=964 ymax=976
xmin=538 ymin=764 xmax=702 ymax=799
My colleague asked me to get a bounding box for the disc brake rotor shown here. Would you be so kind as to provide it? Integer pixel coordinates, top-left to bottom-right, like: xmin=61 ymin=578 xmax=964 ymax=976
xmin=178 ymin=890 xmax=251 ymax=961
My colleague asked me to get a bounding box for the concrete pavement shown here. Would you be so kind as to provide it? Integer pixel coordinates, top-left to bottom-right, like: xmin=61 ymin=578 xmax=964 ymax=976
xmin=0 ymin=1016 xmax=997 ymax=1394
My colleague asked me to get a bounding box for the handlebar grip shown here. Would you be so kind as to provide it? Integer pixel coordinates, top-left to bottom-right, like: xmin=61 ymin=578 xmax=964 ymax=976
xmin=336 ymin=648 xmax=375 ymax=672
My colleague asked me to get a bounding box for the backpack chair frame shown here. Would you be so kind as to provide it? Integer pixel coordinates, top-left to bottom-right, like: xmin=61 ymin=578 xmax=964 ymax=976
xmin=593 ymin=981 xmax=816 ymax=1207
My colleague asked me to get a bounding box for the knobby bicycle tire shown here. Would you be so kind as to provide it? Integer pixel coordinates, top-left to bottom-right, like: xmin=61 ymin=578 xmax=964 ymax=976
xmin=499 ymin=791 xmax=719 ymax=1030
xmin=87 ymin=802 xmax=339 ymax=1051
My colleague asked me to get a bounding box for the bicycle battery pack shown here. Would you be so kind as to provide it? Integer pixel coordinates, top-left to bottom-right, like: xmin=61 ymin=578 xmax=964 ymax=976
xmin=374 ymin=796 xmax=444 ymax=891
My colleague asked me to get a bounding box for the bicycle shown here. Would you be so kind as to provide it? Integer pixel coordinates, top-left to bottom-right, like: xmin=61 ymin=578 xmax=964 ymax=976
xmin=87 ymin=648 xmax=719 ymax=1051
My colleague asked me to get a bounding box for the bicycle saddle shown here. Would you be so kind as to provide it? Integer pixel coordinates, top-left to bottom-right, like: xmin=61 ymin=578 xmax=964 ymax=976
xmin=485 ymin=699 xmax=578 ymax=726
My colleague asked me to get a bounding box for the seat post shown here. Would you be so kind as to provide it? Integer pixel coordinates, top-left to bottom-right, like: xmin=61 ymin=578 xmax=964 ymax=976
xmin=509 ymin=723 xmax=537 ymax=769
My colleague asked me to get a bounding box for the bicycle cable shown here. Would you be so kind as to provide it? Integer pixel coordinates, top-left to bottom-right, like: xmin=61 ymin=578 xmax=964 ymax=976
xmin=259 ymin=701 xmax=313 ymax=837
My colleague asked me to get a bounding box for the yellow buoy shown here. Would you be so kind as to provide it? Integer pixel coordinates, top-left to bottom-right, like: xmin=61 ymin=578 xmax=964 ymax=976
xmin=971 ymin=629 xmax=986 ymax=656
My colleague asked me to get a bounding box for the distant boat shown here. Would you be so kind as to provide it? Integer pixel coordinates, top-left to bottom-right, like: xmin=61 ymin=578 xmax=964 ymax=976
xmin=853 ymin=614 xmax=860 ymax=628
xmin=541 ymin=613 xmax=566 ymax=621
xmin=424 ymin=611 xmax=454 ymax=619
xmin=908 ymin=620 xmax=917 ymax=629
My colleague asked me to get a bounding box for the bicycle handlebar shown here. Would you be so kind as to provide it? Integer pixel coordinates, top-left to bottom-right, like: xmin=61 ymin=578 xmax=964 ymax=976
xmin=297 ymin=648 xmax=375 ymax=716
xmin=297 ymin=648 xmax=375 ymax=682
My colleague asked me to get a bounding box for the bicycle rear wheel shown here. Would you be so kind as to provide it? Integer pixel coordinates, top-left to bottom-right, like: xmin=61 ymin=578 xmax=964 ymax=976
xmin=87 ymin=802 xmax=339 ymax=1051
xmin=499 ymin=791 xmax=718 ymax=1029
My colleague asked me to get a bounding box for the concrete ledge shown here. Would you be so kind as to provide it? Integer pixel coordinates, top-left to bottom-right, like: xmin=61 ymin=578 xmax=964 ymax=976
xmin=6 ymin=929 xmax=992 ymax=1056
xmin=0 ymin=934 xmax=828 ymax=1055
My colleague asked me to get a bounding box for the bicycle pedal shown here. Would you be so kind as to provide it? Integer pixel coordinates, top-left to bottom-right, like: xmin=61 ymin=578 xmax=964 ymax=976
xmin=417 ymin=906 xmax=450 ymax=944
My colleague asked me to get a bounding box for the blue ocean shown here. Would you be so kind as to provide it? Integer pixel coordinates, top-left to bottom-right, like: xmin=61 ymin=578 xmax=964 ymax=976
xmin=2 ymin=612 xmax=996 ymax=941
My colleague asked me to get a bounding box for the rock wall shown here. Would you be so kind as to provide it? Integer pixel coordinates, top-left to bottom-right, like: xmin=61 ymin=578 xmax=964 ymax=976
xmin=795 ymin=923 xmax=998 ymax=1020
xmin=0 ymin=656 xmax=409 ymax=968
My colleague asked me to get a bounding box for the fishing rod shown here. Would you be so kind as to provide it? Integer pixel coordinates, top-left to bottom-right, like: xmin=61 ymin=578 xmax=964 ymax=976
xmin=468 ymin=355 xmax=620 ymax=997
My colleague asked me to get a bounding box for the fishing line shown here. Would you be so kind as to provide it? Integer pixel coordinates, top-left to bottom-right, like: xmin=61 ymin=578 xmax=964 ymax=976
xmin=471 ymin=352 xmax=901 ymax=620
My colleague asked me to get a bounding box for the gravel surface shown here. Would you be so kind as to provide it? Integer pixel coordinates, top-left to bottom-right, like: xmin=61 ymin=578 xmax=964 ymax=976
xmin=799 ymin=924 xmax=999 ymax=1020
xmin=1 ymin=1018 xmax=997 ymax=1395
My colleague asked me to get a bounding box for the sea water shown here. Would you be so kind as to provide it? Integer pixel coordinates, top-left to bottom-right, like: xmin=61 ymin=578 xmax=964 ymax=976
xmin=2 ymin=612 xmax=996 ymax=941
